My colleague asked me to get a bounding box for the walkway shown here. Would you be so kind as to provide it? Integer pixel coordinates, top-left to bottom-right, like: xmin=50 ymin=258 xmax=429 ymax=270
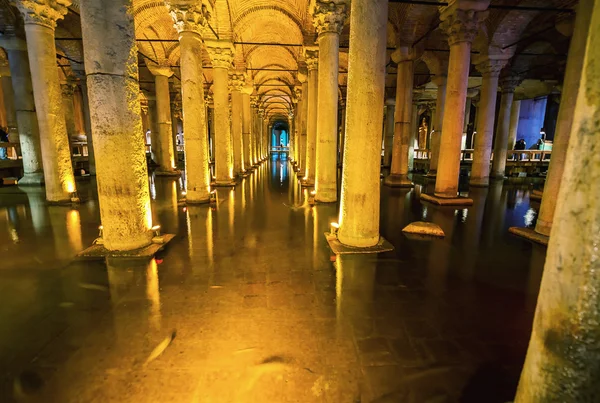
xmin=0 ymin=157 xmax=546 ymax=402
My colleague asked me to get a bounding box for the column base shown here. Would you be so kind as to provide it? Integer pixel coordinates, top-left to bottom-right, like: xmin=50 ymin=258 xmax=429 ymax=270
xmin=420 ymin=193 xmax=473 ymax=206
xmin=182 ymin=197 xmax=211 ymax=205
xmin=300 ymin=178 xmax=315 ymax=187
xmin=530 ymin=189 xmax=543 ymax=201
xmin=155 ymin=168 xmax=181 ymax=177
xmin=77 ymin=234 xmax=175 ymax=258
xmin=18 ymin=173 xmax=45 ymax=186
xmin=383 ymin=174 xmax=414 ymax=188
xmin=212 ymin=179 xmax=237 ymax=187
xmin=325 ymin=232 xmax=394 ymax=255
xmin=508 ymin=227 xmax=549 ymax=246
xmin=314 ymin=190 xmax=337 ymax=203
xmin=402 ymin=221 xmax=445 ymax=238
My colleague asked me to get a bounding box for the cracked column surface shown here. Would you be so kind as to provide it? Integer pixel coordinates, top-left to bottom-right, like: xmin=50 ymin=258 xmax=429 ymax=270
xmin=168 ymin=2 xmax=211 ymax=203
xmin=303 ymin=48 xmax=318 ymax=185
xmin=147 ymin=63 xmax=179 ymax=176
xmin=314 ymin=0 xmax=346 ymax=203
xmin=427 ymin=75 xmax=446 ymax=176
xmin=384 ymin=47 xmax=415 ymax=188
xmin=15 ymin=0 xmax=77 ymax=202
xmin=434 ymin=3 xmax=488 ymax=198
xmin=241 ymin=84 xmax=253 ymax=171
xmin=6 ymin=45 xmax=44 ymax=185
xmin=79 ymin=0 xmax=153 ymax=251
xmin=230 ymin=73 xmax=245 ymax=176
xmin=206 ymin=41 xmax=235 ymax=185
xmin=515 ymin=0 xmax=600 ymax=399
xmin=337 ymin=0 xmax=387 ymax=248
xmin=470 ymin=57 xmax=505 ymax=187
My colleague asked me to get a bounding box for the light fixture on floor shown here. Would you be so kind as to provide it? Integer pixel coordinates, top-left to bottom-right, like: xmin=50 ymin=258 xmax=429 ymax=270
xmin=308 ymin=190 xmax=316 ymax=206
xmin=70 ymin=191 xmax=80 ymax=203
xmin=93 ymin=225 xmax=104 ymax=245
xmin=210 ymin=190 xmax=217 ymax=204
xmin=330 ymin=222 xmax=339 ymax=236
xmin=151 ymin=225 xmax=165 ymax=244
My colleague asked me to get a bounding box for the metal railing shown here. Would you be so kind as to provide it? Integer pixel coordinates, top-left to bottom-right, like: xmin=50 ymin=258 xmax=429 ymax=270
xmin=413 ymin=148 xmax=552 ymax=162
xmin=270 ymin=146 xmax=289 ymax=153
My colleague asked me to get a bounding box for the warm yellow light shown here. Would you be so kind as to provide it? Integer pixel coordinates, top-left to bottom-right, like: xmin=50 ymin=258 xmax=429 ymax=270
xmin=65 ymin=181 xmax=75 ymax=193
xmin=331 ymin=222 xmax=339 ymax=229
xmin=310 ymin=190 xmax=316 ymax=196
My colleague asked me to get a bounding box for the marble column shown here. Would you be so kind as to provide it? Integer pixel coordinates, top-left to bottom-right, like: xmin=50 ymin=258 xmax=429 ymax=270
xmin=427 ymin=75 xmax=446 ymax=176
xmin=297 ymin=77 xmax=308 ymax=172
xmin=470 ymin=57 xmax=505 ymax=186
xmin=515 ymin=1 xmax=600 ymax=399
xmin=408 ymin=102 xmax=418 ymax=170
xmin=490 ymin=77 xmax=520 ymax=179
xmin=383 ymin=100 xmax=395 ymax=167
xmin=80 ymin=0 xmax=153 ymax=250
xmin=338 ymin=96 xmax=346 ymax=165
xmin=303 ymin=48 xmax=318 ymax=186
xmin=385 ymin=47 xmax=414 ymax=188
xmin=1 ymin=72 xmax=18 ymax=140
xmin=337 ymin=0 xmax=388 ymax=247
xmin=147 ymin=63 xmax=178 ymax=176
xmin=6 ymin=45 xmax=44 ymax=184
xmin=429 ymin=3 xmax=488 ymax=203
xmin=250 ymin=96 xmax=259 ymax=165
xmin=15 ymin=0 xmax=78 ymax=202
xmin=241 ymin=84 xmax=253 ymax=171
xmin=230 ymin=73 xmax=245 ymax=176
xmin=314 ymin=1 xmax=346 ymax=202
xmin=507 ymin=99 xmax=521 ymax=151
xmin=61 ymin=81 xmax=77 ymax=141
xmin=78 ymin=78 xmax=96 ymax=175
xmin=261 ymin=113 xmax=267 ymax=159
xmin=168 ymin=2 xmax=211 ymax=203
xmin=206 ymin=41 xmax=235 ymax=185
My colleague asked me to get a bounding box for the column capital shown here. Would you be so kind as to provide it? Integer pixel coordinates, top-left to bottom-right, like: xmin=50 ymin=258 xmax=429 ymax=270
xmin=391 ymin=46 xmax=416 ymax=63
xmin=294 ymin=86 xmax=303 ymax=102
xmin=304 ymin=47 xmax=319 ymax=71
xmin=205 ymin=40 xmax=234 ymax=69
xmin=500 ymin=75 xmax=523 ymax=93
xmin=60 ymin=81 xmax=75 ymax=97
xmin=146 ymin=61 xmax=173 ymax=77
xmin=13 ymin=0 xmax=71 ymax=30
xmin=474 ymin=56 xmax=508 ymax=78
xmin=167 ymin=1 xmax=210 ymax=35
xmin=228 ymin=72 xmax=246 ymax=92
xmin=312 ymin=0 xmax=347 ymax=36
xmin=440 ymin=5 xmax=489 ymax=46
xmin=258 ymin=108 xmax=266 ymax=118
xmin=250 ymin=95 xmax=259 ymax=108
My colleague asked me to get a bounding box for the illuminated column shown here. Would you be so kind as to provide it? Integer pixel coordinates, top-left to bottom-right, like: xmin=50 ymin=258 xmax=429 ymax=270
xmin=78 ymin=78 xmax=96 ymax=175
xmin=80 ymin=0 xmax=153 ymax=250
xmin=430 ymin=2 xmax=488 ymax=202
xmin=0 ymin=69 xmax=18 ymax=140
xmin=297 ymin=77 xmax=308 ymax=172
xmin=427 ymin=75 xmax=446 ymax=176
xmin=470 ymin=57 xmax=505 ymax=186
xmin=515 ymin=1 xmax=599 ymax=399
xmin=337 ymin=0 xmax=387 ymax=247
xmin=338 ymin=96 xmax=346 ymax=165
xmin=6 ymin=45 xmax=44 ymax=184
xmin=384 ymin=47 xmax=414 ymax=188
xmin=258 ymin=108 xmax=265 ymax=161
xmin=250 ymin=95 xmax=259 ymax=165
xmin=507 ymin=99 xmax=520 ymax=151
xmin=241 ymin=84 xmax=253 ymax=170
xmin=61 ymin=81 xmax=77 ymax=139
xmin=383 ymin=100 xmax=395 ymax=167
xmin=261 ymin=112 xmax=268 ymax=159
xmin=229 ymin=72 xmax=245 ymax=175
xmin=314 ymin=0 xmax=346 ymax=202
xmin=206 ymin=41 xmax=235 ymax=185
xmin=303 ymin=48 xmax=318 ymax=186
xmin=292 ymin=88 xmax=301 ymax=163
xmin=15 ymin=0 xmax=77 ymax=202
xmin=168 ymin=2 xmax=211 ymax=203
xmin=147 ymin=62 xmax=178 ymax=175
xmin=490 ymin=76 xmax=520 ymax=179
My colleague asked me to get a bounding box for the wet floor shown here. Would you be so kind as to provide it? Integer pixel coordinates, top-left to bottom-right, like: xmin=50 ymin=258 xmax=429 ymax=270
xmin=0 ymin=155 xmax=547 ymax=402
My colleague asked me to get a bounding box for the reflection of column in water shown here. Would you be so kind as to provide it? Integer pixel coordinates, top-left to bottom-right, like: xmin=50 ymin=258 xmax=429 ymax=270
xmin=241 ymin=177 xmax=246 ymax=212
xmin=106 ymin=258 xmax=162 ymax=342
xmin=483 ymin=181 xmax=505 ymax=246
xmin=66 ymin=209 xmax=83 ymax=252
xmin=312 ymin=205 xmax=319 ymax=268
xmin=525 ymin=246 xmax=546 ymax=311
xmin=228 ymin=189 xmax=234 ymax=236
xmin=304 ymin=189 xmax=310 ymax=260
xmin=335 ymin=255 xmax=376 ymax=338
xmin=154 ymin=178 xmax=179 ymax=234
xmin=48 ymin=206 xmax=76 ymax=260
xmin=24 ymin=187 xmax=49 ymax=236
xmin=186 ymin=206 xmax=214 ymax=269
xmin=461 ymin=187 xmax=488 ymax=279
xmin=425 ymin=207 xmax=455 ymax=295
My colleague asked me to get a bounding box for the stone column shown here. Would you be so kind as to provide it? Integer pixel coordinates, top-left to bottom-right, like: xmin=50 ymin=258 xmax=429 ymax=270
xmin=78 ymin=78 xmax=96 ymax=175
xmin=250 ymin=95 xmax=259 ymax=165
xmin=261 ymin=113 xmax=268 ymax=159
xmin=61 ymin=81 xmax=77 ymax=140
xmin=337 ymin=0 xmax=388 ymax=247
xmin=428 ymin=2 xmax=488 ymax=203
xmin=292 ymin=88 xmax=301 ymax=163
xmin=383 ymin=100 xmax=395 ymax=167
xmin=80 ymin=0 xmax=153 ymax=250
xmin=241 ymin=84 xmax=253 ymax=171
xmin=168 ymin=2 xmax=211 ymax=203
xmin=514 ymin=1 xmax=600 ymax=399
xmin=409 ymin=102 xmax=418 ymax=170
xmin=470 ymin=57 xmax=505 ymax=186
xmin=229 ymin=73 xmax=245 ymax=176
xmin=507 ymin=99 xmax=521 ymax=151
xmin=490 ymin=76 xmax=520 ymax=179
xmin=297 ymin=77 xmax=308 ymax=172
xmin=206 ymin=41 xmax=235 ymax=185
xmin=147 ymin=63 xmax=178 ymax=176
xmin=338 ymin=96 xmax=346 ymax=165
xmin=72 ymin=86 xmax=85 ymax=135
xmin=1 ymin=71 xmax=19 ymax=140
xmin=205 ymin=93 xmax=214 ymax=161
xmin=427 ymin=75 xmax=446 ymax=176
xmin=303 ymin=48 xmax=318 ymax=186
xmin=384 ymin=47 xmax=414 ymax=188
xmin=313 ymin=0 xmax=346 ymax=202
xmin=6 ymin=45 xmax=44 ymax=184
xmin=15 ymin=0 xmax=78 ymax=202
